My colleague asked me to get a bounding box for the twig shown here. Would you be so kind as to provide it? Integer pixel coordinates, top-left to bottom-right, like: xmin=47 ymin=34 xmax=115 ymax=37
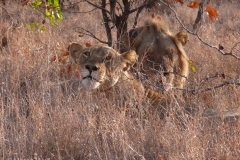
xmin=116 ymin=1 xmax=124 ymax=13
xmin=132 ymin=6 xmax=144 ymax=28
xmin=85 ymin=0 xmax=110 ymax=14
xmin=157 ymin=0 xmax=194 ymax=34
xmin=230 ymin=42 xmax=240 ymax=53
xmin=158 ymin=0 xmax=240 ymax=60
xmin=199 ymin=81 xmax=240 ymax=93
xmin=76 ymin=27 xmax=110 ymax=45
xmin=129 ymin=0 xmax=156 ymax=14
xmin=0 ymin=5 xmax=15 ymax=20
xmin=195 ymin=34 xmax=240 ymax=60
xmin=141 ymin=69 xmax=240 ymax=94
xmin=193 ymin=2 xmax=203 ymax=31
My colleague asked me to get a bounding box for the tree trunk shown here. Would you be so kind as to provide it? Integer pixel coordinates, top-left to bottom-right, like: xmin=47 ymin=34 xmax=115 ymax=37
xmin=115 ymin=0 xmax=130 ymax=50
xmin=102 ymin=0 xmax=113 ymax=46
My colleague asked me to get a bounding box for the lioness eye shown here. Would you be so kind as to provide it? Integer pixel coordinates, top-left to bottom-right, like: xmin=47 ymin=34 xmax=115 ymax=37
xmin=105 ymin=55 xmax=111 ymax=61
xmin=83 ymin=52 xmax=90 ymax=57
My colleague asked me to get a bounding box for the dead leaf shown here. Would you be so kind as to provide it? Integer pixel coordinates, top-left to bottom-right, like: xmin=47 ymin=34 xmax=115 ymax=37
xmin=75 ymin=71 xmax=80 ymax=77
xmin=188 ymin=1 xmax=200 ymax=8
xmin=62 ymin=52 xmax=69 ymax=56
xmin=205 ymin=6 xmax=218 ymax=22
xmin=68 ymin=65 xmax=72 ymax=73
xmin=86 ymin=42 xmax=91 ymax=47
xmin=152 ymin=13 xmax=155 ymax=19
xmin=177 ymin=0 xmax=183 ymax=4
xmin=219 ymin=44 xmax=224 ymax=50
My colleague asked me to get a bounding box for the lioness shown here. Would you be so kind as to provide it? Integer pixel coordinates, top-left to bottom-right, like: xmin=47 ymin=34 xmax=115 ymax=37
xmin=121 ymin=19 xmax=189 ymax=90
xmin=64 ymin=43 xmax=163 ymax=108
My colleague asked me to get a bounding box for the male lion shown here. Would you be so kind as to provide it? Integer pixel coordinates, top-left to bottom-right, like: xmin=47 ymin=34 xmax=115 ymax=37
xmin=65 ymin=43 xmax=163 ymax=107
xmin=121 ymin=19 xmax=189 ymax=90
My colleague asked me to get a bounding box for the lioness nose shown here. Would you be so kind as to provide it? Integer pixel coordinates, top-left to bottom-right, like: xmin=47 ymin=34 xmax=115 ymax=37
xmin=85 ymin=65 xmax=99 ymax=72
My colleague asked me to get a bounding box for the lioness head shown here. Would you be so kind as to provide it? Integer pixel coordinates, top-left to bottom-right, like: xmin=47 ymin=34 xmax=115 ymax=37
xmin=69 ymin=43 xmax=137 ymax=91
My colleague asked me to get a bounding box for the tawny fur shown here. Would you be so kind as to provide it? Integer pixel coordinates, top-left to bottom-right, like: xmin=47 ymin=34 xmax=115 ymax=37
xmin=65 ymin=43 xmax=164 ymax=107
xmin=121 ymin=19 xmax=189 ymax=89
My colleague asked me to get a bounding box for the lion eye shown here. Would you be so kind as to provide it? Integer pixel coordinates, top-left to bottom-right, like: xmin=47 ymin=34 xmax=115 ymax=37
xmin=83 ymin=52 xmax=90 ymax=57
xmin=105 ymin=55 xmax=112 ymax=61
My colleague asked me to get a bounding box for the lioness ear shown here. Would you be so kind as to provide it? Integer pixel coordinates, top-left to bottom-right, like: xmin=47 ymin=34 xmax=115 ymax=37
xmin=69 ymin=43 xmax=83 ymax=60
xmin=120 ymin=50 xmax=137 ymax=71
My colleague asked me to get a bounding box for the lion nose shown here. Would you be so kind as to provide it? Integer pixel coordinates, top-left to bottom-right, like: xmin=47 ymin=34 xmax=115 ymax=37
xmin=85 ymin=65 xmax=99 ymax=72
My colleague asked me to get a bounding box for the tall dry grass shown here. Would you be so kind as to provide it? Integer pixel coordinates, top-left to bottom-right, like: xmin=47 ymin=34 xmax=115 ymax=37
xmin=0 ymin=1 xmax=240 ymax=159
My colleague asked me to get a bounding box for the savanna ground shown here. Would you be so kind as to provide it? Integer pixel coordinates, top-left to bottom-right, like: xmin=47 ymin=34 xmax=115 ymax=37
xmin=0 ymin=0 xmax=240 ymax=159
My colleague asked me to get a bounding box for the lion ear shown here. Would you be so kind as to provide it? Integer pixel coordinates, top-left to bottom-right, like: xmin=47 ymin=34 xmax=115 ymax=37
xmin=69 ymin=43 xmax=83 ymax=60
xmin=129 ymin=29 xmax=138 ymax=38
xmin=120 ymin=50 xmax=137 ymax=71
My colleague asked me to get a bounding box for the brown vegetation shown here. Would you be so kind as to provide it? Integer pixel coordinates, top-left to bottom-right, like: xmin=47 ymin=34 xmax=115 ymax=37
xmin=0 ymin=1 xmax=239 ymax=159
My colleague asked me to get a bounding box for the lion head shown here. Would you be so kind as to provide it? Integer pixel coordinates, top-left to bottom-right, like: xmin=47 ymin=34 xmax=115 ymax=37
xmin=69 ymin=43 xmax=137 ymax=91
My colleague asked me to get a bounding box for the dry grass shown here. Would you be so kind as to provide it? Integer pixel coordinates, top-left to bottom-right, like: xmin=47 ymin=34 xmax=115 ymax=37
xmin=0 ymin=1 xmax=240 ymax=159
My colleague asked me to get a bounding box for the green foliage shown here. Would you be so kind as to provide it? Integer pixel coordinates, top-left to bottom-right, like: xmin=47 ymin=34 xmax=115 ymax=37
xmin=29 ymin=0 xmax=63 ymax=27
xmin=29 ymin=0 xmax=42 ymax=10
xmin=45 ymin=0 xmax=63 ymax=26
xmin=25 ymin=22 xmax=47 ymax=32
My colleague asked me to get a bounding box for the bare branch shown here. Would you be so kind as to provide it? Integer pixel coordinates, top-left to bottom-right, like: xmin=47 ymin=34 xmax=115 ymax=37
xmin=116 ymin=1 xmax=124 ymax=13
xmin=199 ymin=81 xmax=240 ymax=93
xmin=110 ymin=0 xmax=117 ymax=24
xmin=158 ymin=0 xmax=240 ymax=60
xmin=157 ymin=0 xmax=194 ymax=34
xmin=132 ymin=6 xmax=144 ymax=28
xmin=230 ymin=42 xmax=240 ymax=53
xmin=0 ymin=5 xmax=15 ymax=20
xmin=193 ymin=2 xmax=203 ymax=31
xmin=85 ymin=0 xmax=110 ymax=14
xmin=140 ymin=69 xmax=240 ymax=94
xmin=76 ymin=27 xmax=110 ymax=45
xmin=193 ymin=73 xmax=240 ymax=94
xmin=195 ymin=34 xmax=240 ymax=60
xmin=101 ymin=0 xmax=113 ymax=46
xmin=129 ymin=0 xmax=156 ymax=14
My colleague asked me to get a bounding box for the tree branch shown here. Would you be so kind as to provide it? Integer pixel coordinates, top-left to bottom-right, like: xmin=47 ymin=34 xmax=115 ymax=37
xmin=116 ymin=1 xmax=124 ymax=13
xmin=141 ymin=69 xmax=240 ymax=94
xmin=85 ymin=0 xmax=110 ymax=14
xmin=199 ymin=81 xmax=240 ymax=93
xmin=129 ymin=0 xmax=156 ymax=14
xmin=76 ymin=27 xmax=110 ymax=45
xmin=158 ymin=0 xmax=240 ymax=60
xmin=101 ymin=0 xmax=113 ymax=46
xmin=132 ymin=5 xmax=144 ymax=28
